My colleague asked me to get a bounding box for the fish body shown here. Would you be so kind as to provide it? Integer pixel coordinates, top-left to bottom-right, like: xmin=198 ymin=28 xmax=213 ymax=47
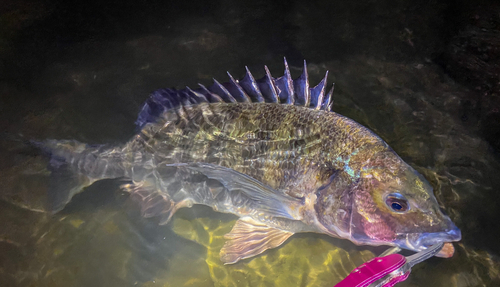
xmin=42 ymin=59 xmax=461 ymax=264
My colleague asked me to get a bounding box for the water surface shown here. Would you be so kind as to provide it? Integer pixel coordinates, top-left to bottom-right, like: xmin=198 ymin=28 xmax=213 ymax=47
xmin=1 ymin=1 xmax=499 ymax=286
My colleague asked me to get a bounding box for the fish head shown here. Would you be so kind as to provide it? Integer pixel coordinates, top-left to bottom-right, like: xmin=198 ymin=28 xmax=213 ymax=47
xmin=315 ymin=150 xmax=461 ymax=257
xmin=347 ymin=153 xmax=461 ymax=256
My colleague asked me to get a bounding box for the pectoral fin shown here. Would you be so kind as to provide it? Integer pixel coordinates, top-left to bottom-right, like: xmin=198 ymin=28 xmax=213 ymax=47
xmin=220 ymin=217 xmax=293 ymax=264
xmin=171 ymin=162 xmax=303 ymax=220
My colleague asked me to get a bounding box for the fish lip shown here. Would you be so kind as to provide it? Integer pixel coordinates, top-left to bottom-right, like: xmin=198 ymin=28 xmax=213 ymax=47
xmin=397 ymin=225 xmax=462 ymax=252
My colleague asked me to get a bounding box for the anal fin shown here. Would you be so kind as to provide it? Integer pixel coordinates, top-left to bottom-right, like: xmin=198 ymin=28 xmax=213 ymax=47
xmin=220 ymin=217 xmax=293 ymax=264
xmin=122 ymin=181 xmax=193 ymax=225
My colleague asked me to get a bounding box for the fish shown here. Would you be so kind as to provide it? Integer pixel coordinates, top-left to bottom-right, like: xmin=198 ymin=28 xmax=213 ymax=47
xmin=38 ymin=58 xmax=461 ymax=264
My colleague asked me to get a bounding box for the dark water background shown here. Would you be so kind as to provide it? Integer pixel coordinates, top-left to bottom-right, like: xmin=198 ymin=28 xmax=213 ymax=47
xmin=1 ymin=0 xmax=500 ymax=286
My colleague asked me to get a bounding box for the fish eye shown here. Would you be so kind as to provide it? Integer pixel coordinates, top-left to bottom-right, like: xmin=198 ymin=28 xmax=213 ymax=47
xmin=385 ymin=194 xmax=409 ymax=213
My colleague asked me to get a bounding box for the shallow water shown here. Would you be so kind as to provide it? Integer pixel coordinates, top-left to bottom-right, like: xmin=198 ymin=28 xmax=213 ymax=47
xmin=1 ymin=1 xmax=500 ymax=286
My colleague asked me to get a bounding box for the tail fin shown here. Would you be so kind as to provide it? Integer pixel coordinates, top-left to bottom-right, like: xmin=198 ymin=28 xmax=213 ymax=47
xmin=47 ymin=159 xmax=93 ymax=213
xmin=31 ymin=139 xmax=96 ymax=213
xmin=0 ymin=134 xmax=94 ymax=212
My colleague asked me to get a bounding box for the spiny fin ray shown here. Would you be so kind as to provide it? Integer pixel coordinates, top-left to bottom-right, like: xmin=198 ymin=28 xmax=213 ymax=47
xmin=209 ymin=78 xmax=236 ymax=103
xmin=136 ymin=58 xmax=334 ymax=129
xmin=310 ymin=71 xmax=328 ymax=110
xmin=275 ymin=57 xmax=295 ymax=104
xmin=226 ymin=71 xmax=251 ymax=102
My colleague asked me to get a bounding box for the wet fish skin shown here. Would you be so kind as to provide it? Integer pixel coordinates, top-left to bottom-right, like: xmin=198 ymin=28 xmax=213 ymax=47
xmin=39 ymin=60 xmax=461 ymax=263
xmin=131 ymin=100 xmax=460 ymax=249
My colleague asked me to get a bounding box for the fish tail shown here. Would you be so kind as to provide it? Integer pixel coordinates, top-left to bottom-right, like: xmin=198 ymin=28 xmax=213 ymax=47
xmin=33 ymin=139 xmax=127 ymax=213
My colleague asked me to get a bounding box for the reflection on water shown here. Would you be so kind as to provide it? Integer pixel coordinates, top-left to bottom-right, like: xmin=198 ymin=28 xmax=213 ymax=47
xmin=171 ymin=216 xmax=374 ymax=287
xmin=13 ymin=201 xmax=375 ymax=287
xmin=2 ymin=56 xmax=499 ymax=287
xmin=1 ymin=1 xmax=500 ymax=286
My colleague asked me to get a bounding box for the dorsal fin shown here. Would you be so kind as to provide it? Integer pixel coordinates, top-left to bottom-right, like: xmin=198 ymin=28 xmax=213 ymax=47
xmin=275 ymin=58 xmax=295 ymax=104
xmin=310 ymin=71 xmax=328 ymax=110
xmin=293 ymin=60 xmax=310 ymax=107
xmin=197 ymin=83 xmax=223 ymax=103
xmin=257 ymin=65 xmax=279 ymax=103
xmin=239 ymin=66 xmax=265 ymax=103
xmin=209 ymin=79 xmax=236 ymax=103
xmin=321 ymin=84 xmax=334 ymax=111
xmin=135 ymin=58 xmax=335 ymax=129
xmin=226 ymin=72 xmax=251 ymax=102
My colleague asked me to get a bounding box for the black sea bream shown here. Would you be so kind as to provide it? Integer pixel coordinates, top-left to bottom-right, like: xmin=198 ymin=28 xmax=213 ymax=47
xmin=40 ymin=59 xmax=461 ymax=264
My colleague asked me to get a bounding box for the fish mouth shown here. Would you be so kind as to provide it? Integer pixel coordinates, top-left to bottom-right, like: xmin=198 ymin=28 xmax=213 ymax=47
xmin=395 ymin=224 xmax=462 ymax=255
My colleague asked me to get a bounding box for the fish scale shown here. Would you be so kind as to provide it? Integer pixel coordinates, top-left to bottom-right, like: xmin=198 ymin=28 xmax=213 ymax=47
xmin=134 ymin=103 xmax=345 ymax=189
xmin=38 ymin=58 xmax=461 ymax=264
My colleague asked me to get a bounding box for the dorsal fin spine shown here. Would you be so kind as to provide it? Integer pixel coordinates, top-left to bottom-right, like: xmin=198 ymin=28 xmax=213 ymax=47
xmin=198 ymin=83 xmax=224 ymax=103
xmin=186 ymin=86 xmax=209 ymax=103
xmin=302 ymin=60 xmax=310 ymax=107
xmin=292 ymin=60 xmax=310 ymax=107
xmin=212 ymin=78 xmax=236 ymax=103
xmin=227 ymin=72 xmax=251 ymax=102
xmin=264 ymin=65 xmax=279 ymax=103
xmin=322 ymin=84 xmax=334 ymax=111
xmin=241 ymin=67 xmax=265 ymax=102
xmin=312 ymin=70 xmax=328 ymax=110
xmin=283 ymin=58 xmax=295 ymax=105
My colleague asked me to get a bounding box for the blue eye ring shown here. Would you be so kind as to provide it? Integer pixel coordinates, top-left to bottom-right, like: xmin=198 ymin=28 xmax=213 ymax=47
xmin=385 ymin=193 xmax=409 ymax=213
